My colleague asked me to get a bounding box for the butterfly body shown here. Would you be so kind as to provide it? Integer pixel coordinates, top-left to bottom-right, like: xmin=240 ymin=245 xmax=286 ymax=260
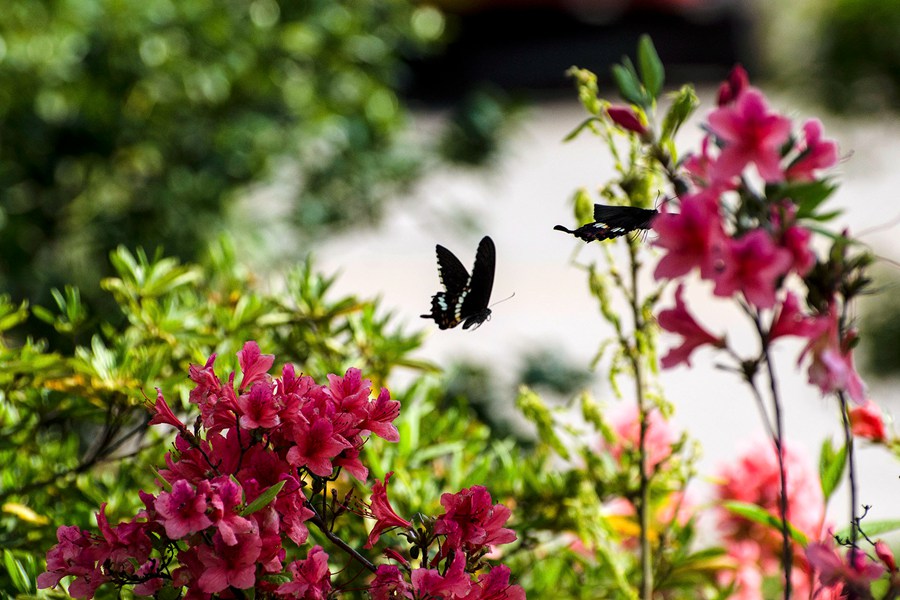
xmin=555 ymin=204 xmax=658 ymax=242
xmin=421 ymin=236 xmax=496 ymax=330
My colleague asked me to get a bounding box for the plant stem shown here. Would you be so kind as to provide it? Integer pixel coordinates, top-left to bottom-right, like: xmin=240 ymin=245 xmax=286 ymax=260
xmin=628 ymin=240 xmax=653 ymax=600
xmin=838 ymin=392 xmax=859 ymax=550
xmin=308 ymin=512 xmax=377 ymax=574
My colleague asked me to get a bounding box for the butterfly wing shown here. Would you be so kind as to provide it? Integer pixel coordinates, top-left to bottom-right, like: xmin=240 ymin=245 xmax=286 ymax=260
xmin=459 ymin=236 xmax=496 ymax=329
xmin=555 ymin=204 xmax=659 ymax=242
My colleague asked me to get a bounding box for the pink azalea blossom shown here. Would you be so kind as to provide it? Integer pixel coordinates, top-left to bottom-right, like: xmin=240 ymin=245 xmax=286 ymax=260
xmin=285 ymin=416 xmax=351 ymax=477
xmin=653 ymin=191 xmax=727 ymax=281
xmin=607 ymin=105 xmax=647 ymax=135
xmin=875 ymin=540 xmax=897 ymax=572
xmin=786 ymin=118 xmax=839 ymax=181
xmin=435 ymin=486 xmax=517 ymax=556
xmin=197 ymin=530 xmax=262 ymax=593
xmin=276 ymin=546 xmax=332 ymax=599
xmin=154 ymin=479 xmax=213 ymax=540
xmin=657 ymin=283 xmax=725 ymax=368
xmin=370 ymin=564 xmax=414 ymax=600
xmin=361 ymin=387 xmax=401 ymax=442
xmin=800 ymin=305 xmax=867 ymax=404
xmin=365 ymin=472 xmax=413 ymax=549
xmin=849 ymin=400 xmax=888 ymax=443
xmin=712 ymin=230 xmax=792 ymax=309
xmin=237 ymin=381 xmax=281 ymax=430
xmin=237 ymin=340 xmax=275 ymax=391
xmin=707 ymin=88 xmax=792 ymax=183
xmin=807 ymin=539 xmax=884 ymax=594
xmin=37 ymin=526 xmax=105 ymax=596
xmin=95 ymin=503 xmax=151 ymax=570
xmin=208 ymin=477 xmax=253 ymax=545
xmin=411 ymin=553 xmax=472 ymax=598
xmin=325 ymin=367 xmax=372 ymax=414
xmin=781 ymin=224 xmax=816 ymax=276
xmin=769 ymin=291 xmax=828 ymax=342
xmin=148 ymin=388 xmax=186 ymax=431
xmin=716 ymin=64 xmax=749 ymax=106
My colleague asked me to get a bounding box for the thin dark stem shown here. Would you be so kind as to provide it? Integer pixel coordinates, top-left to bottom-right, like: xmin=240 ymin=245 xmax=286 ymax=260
xmin=308 ymin=512 xmax=377 ymax=574
xmin=627 ymin=240 xmax=653 ymax=600
xmin=753 ymin=312 xmax=793 ymax=600
xmin=838 ymin=392 xmax=859 ymax=550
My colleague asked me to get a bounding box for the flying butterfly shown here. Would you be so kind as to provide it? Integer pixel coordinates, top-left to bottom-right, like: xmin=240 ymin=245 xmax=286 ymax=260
xmin=421 ymin=236 xmax=496 ymax=330
xmin=554 ymin=203 xmax=658 ymax=242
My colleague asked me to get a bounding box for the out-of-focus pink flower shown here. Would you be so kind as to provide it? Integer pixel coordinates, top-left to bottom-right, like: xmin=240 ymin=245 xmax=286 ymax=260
xmin=800 ymin=306 xmax=867 ymax=404
xmin=657 ymin=283 xmax=725 ymax=368
xmin=807 ymin=540 xmax=885 ymax=593
xmin=781 ymin=225 xmax=816 ymax=276
xmin=712 ymin=230 xmax=793 ymax=309
xmin=707 ymin=89 xmax=792 ymax=183
xmin=605 ymin=403 xmax=677 ymax=470
xmin=849 ymin=400 xmax=888 ymax=443
xmin=769 ymin=291 xmax=828 ymax=342
xmin=461 ymin=565 xmax=526 ymax=600
xmin=875 ymin=540 xmax=897 ymax=572
xmin=276 ymin=546 xmax=332 ymax=600
xmin=365 ymin=472 xmax=413 ymax=549
xmin=716 ymin=439 xmax=826 ymax=567
xmin=716 ymin=64 xmax=750 ymax=106
xmin=607 ymin=105 xmax=648 ymax=136
xmin=786 ymin=118 xmax=839 ymax=182
xmin=434 ymin=486 xmax=517 ymax=556
xmin=237 ymin=340 xmax=275 ymax=391
xmin=653 ymin=191 xmax=727 ymax=281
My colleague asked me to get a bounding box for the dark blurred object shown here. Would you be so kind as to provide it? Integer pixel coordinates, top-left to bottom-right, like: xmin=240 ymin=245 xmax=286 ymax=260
xmin=520 ymin=347 xmax=593 ymax=396
xmin=814 ymin=0 xmax=900 ymax=113
xmin=861 ymin=273 xmax=900 ymax=378
xmin=402 ymin=0 xmax=753 ymax=104
xmin=439 ymin=86 xmax=527 ymax=165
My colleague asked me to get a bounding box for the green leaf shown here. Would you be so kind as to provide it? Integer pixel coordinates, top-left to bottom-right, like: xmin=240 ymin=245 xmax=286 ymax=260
xmin=241 ymin=479 xmax=287 ymax=516
xmin=773 ymin=180 xmax=840 ymax=220
xmin=637 ymin=34 xmax=665 ymax=99
xmin=563 ymin=116 xmax=604 ymax=142
xmin=612 ymin=62 xmax=646 ymax=107
xmin=818 ymin=439 xmax=847 ymax=501
xmin=722 ymin=501 xmax=809 ymax=546
xmin=2 ymin=550 xmax=32 ymax=593
xmin=661 ymin=85 xmax=699 ymax=142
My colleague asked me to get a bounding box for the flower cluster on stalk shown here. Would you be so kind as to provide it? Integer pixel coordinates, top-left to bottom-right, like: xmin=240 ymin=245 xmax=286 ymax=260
xmin=38 ymin=341 xmax=524 ymax=599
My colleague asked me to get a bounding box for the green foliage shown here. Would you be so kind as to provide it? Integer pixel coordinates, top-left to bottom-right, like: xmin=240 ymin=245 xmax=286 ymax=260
xmin=0 ymin=241 xmax=430 ymax=592
xmin=0 ymin=0 xmax=447 ymax=314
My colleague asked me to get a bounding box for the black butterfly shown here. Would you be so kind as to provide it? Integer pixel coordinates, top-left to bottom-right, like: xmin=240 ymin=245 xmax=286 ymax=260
xmin=421 ymin=236 xmax=496 ymax=330
xmin=554 ymin=203 xmax=658 ymax=242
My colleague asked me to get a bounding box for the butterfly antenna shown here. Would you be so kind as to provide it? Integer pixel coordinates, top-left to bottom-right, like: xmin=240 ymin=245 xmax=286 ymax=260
xmin=489 ymin=292 xmax=516 ymax=308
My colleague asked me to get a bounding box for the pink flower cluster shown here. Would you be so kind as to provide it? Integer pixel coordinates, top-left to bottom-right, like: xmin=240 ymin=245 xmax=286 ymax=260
xmin=38 ymin=341 xmax=524 ymax=599
xmin=652 ymin=66 xmax=870 ymax=406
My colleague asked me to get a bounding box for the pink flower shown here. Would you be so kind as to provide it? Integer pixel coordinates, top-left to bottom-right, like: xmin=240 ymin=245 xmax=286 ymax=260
xmin=707 ymin=89 xmax=792 ymax=183
xmin=876 ymin=540 xmax=897 ymax=572
xmin=370 ymin=565 xmax=414 ymax=600
xmin=716 ymin=64 xmax=749 ymax=106
xmin=37 ymin=525 xmax=106 ymax=596
xmin=237 ymin=340 xmax=274 ymax=391
xmin=361 ymin=387 xmax=401 ymax=442
xmin=411 ymin=553 xmax=472 ymax=598
xmin=607 ymin=105 xmax=647 ymax=135
xmin=716 ymin=439 xmax=826 ymax=568
xmin=769 ymin=291 xmax=827 ymax=342
xmin=657 ymin=283 xmax=725 ymax=368
xmin=781 ymin=225 xmax=816 ymax=276
xmin=208 ymin=477 xmax=253 ymax=546
xmin=277 ymin=546 xmax=332 ymax=599
xmin=605 ymin=403 xmax=676 ymax=470
xmin=148 ymin=388 xmax=186 ymax=431
xmin=197 ymin=530 xmax=262 ymax=593
xmin=237 ymin=382 xmax=281 ymax=430
xmin=786 ymin=118 xmax=839 ymax=181
xmin=325 ymin=367 xmax=372 ymax=415
xmin=712 ymin=230 xmax=792 ymax=309
xmin=285 ymin=416 xmax=351 ymax=477
xmin=849 ymin=400 xmax=888 ymax=443
xmin=800 ymin=306 xmax=867 ymax=403
xmin=154 ymin=479 xmax=213 ymax=540
xmin=653 ymin=191 xmax=728 ymax=280
xmin=461 ymin=565 xmax=526 ymax=600
xmin=365 ymin=472 xmax=413 ymax=549
xmin=95 ymin=504 xmax=151 ymax=570
xmin=434 ymin=486 xmax=517 ymax=556
xmin=807 ymin=540 xmax=884 ymax=593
